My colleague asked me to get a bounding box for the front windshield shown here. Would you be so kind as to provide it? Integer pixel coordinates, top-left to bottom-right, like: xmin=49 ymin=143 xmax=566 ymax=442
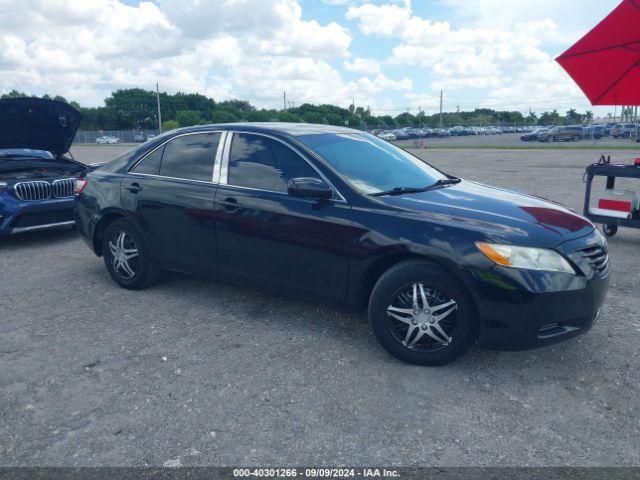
xmin=297 ymin=133 xmax=446 ymax=194
xmin=0 ymin=149 xmax=53 ymax=159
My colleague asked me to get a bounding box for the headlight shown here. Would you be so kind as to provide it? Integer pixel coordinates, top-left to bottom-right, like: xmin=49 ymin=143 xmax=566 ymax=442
xmin=476 ymin=242 xmax=575 ymax=274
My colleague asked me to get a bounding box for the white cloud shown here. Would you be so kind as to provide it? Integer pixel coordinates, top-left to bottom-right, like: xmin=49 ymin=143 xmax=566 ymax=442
xmin=0 ymin=0 xmax=353 ymax=107
xmin=0 ymin=0 xmax=615 ymax=114
xmin=440 ymin=0 xmax=615 ymax=44
xmin=346 ymin=0 xmax=597 ymax=111
xmin=344 ymin=57 xmax=382 ymax=74
xmin=346 ymin=3 xmax=412 ymax=36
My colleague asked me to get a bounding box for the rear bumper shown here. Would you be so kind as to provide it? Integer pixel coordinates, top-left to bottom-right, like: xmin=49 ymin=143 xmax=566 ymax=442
xmin=0 ymin=195 xmax=76 ymax=235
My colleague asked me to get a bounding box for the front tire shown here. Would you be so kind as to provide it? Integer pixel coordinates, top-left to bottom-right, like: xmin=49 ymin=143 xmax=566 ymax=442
xmin=102 ymin=219 xmax=160 ymax=290
xmin=368 ymin=260 xmax=478 ymax=366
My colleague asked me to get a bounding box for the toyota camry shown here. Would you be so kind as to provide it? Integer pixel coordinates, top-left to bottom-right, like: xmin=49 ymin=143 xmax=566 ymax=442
xmin=75 ymin=123 xmax=610 ymax=365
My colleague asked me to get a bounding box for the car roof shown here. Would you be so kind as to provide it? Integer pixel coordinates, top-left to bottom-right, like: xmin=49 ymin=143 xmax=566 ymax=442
xmin=166 ymin=122 xmax=363 ymax=138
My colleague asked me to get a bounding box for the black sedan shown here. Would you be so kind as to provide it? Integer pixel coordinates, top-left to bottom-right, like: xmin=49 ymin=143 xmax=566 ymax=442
xmin=520 ymin=129 xmax=546 ymax=141
xmin=75 ymin=123 xmax=610 ymax=365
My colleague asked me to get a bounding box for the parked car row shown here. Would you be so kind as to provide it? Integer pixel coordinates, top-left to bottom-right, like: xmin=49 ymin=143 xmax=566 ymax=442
xmin=374 ymin=126 xmax=528 ymax=141
xmin=96 ymin=133 xmax=154 ymax=144
xmin=521 ymin=123 xmax=639 ymax=142
xmin=96 ymin=135 xmax=121 ymax=144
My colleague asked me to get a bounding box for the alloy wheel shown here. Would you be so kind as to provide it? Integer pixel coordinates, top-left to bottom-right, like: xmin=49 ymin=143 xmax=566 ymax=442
xmin=386 ymin=282 xmax=459 ymax=352
xmin=108 ymin=231 xmax=139 ymax=280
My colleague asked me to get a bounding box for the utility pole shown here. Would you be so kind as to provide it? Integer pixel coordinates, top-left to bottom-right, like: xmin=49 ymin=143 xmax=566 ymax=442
xmin=283 ymin=91 xmax=287 ymax=111
xmin=439 ymin=90 xmax=443 ymax=129
xmin=156 ymin=83 xmax=162 ymax=133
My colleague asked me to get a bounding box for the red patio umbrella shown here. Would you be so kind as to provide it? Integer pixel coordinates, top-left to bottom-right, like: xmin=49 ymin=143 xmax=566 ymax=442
xmin=556 ymin=0 xmax=640 ymax=106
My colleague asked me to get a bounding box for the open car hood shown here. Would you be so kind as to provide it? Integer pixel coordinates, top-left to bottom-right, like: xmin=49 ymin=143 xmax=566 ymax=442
xmin=0 ymin=98 xmax=82 ymax=155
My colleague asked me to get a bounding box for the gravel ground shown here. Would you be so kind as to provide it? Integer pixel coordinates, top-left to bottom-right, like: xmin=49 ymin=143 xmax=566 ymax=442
xmin=1 ymin=146 xmax=639 ymax=467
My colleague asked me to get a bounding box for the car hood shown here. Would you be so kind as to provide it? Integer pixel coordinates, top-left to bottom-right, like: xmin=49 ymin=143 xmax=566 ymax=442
xmin=0 ymin=98 xmax=82 ymax=155
xmin=377 ymin=180 xmax=594 ymax=247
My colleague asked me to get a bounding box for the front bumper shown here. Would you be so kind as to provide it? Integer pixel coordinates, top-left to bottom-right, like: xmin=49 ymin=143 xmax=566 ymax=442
xmin=466 ymin=230 xmax=610 ymax=351
xmin=475 ymin=276 xmax=608 ymax=350
xmin=0 ymin=196 xmax=76 ymax=235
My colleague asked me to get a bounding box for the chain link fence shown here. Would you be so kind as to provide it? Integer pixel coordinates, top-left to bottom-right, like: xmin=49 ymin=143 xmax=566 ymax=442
xmin=73 ymin=130 xmax=160 ymax=145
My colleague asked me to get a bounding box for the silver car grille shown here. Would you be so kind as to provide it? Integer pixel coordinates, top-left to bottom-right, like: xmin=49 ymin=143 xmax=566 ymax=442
xmin=14 ymin=178 xmax=76 ymax=201
xmin=52 ymin=178 xmax=76 ymax=199
xmin=14 ymin=181 xmax=52 ymax=201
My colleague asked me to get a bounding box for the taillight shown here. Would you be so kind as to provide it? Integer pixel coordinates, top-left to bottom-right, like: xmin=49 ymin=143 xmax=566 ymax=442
xmin=75 ymin=178 xmax=89 ymax=195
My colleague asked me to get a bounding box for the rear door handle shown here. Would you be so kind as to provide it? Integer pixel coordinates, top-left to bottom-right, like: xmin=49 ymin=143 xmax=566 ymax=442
xmin=218 ymin=197 xmax=239 ymax=212
xmin=126 ymin=183 xmax=142 ymax=194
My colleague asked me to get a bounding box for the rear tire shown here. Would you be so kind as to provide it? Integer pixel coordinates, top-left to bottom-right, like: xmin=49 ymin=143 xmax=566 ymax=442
xmin=368 ymin=260 xmax=478 ymax=366
xmin=102 ymin=219 xmax=160 ymax=290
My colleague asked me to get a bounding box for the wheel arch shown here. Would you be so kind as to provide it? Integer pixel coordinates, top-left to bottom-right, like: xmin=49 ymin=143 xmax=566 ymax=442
xmin=92 ymin=209 xmax=129 ymax=256
xmin=354 ymin=252 xmax=474 ymax=312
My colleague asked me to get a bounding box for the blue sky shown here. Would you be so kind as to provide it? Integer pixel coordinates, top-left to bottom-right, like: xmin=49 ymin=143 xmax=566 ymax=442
xmin=0 ymin=0 xmax=622 ymax=117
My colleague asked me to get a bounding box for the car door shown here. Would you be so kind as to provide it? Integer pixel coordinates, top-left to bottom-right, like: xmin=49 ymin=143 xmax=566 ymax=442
xmin=214 ymin=131 xmax=354 ymax=302
xmin=122 ymin=131 xmax=224 ymax=277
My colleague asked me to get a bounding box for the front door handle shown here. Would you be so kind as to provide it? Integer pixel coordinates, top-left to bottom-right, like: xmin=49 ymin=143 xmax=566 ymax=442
xmin=126 ymin=183 xmax=142 ymax=194
xmin=218 ymin=197 xmax=239 ymax=213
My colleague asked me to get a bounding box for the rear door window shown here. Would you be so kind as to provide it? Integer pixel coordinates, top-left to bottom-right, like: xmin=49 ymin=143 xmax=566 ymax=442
xmin=131 ymin=145 xmax=164 ymax=175
xmin=227 ymin=133 xmax=319 ymax=193
xmin=159 ymin=132 xmax=221 ymax=182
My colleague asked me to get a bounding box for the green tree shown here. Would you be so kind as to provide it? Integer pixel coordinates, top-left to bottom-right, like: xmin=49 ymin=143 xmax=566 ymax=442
xmin=346 ymin=114 xmax=364 ymax=129
xmin=302 ymin=111 xmax=325 ymax=124
xmin=162 ymin=119 xmax=180 ymax=131
xmin=246 ymin=109 xmax=273 ymax=122
xmin=175 ymin=110 xmax=204 ymax=127
xmin=276 ymin=112 xmax=301 ymax=123
xmin=210 ymin=110 xmax=239 ymax=123
xmin=565 ymin=109 xmax=585 ymax=124
xmin=395 ymin=112 xmax=415 ymax=127
xmin=539 ymin=110 xmax=563 ymax=126
xmin=104 ymin=88 xmax=158 ymax=129
xmin=378 ymin=116 xmax=396 ymax=128
xmin=325 ymin=113 xmax=343 ymax=126
xmin=1 ymin=90 xmax=28 ymax=99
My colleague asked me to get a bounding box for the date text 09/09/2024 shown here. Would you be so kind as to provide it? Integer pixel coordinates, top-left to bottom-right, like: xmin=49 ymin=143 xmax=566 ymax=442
xmin=232 ymin=468 xmax=400 ymax=478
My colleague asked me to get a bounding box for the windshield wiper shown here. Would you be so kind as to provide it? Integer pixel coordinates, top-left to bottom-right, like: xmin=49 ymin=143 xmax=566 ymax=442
xmin=371 ymin=186 xmax=430 ymax=197
xmin=431 ymin=177 xmax=462 ymax=187
xmin=371 ymin=177 xmax=461 ymax=197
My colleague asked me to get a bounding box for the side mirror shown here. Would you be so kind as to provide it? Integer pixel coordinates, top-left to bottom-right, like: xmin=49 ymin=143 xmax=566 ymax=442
xmin=287 ymin=177 xmax=333 ymax=199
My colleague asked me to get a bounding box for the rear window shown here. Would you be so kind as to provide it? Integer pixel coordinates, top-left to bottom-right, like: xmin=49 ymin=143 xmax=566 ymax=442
xmin=158 ymin=133 xmax=221 ymax=182
xmin=131 ymin=146 xmax=164 ymax=175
